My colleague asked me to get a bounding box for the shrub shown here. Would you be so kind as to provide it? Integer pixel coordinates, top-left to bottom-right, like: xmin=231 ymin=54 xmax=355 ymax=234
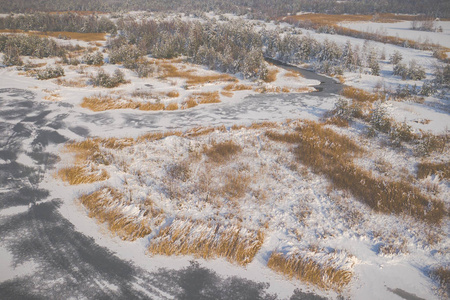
xmin=389 ymin=121 xmax=415 ymax=146
xmin=393 ymin=62 xmax=408 ymax=80
xmin=36 ymin=65 xmax=64 ymax=80
xmin=331 ymin=98 xmax=363 ymax=121
xmin=82 ymin=51 xmax=103 ymax=65
xmin=90 ymin=69 xmax=127 ymax=88
xmin=369 ymin=104 xmax=392 ymax=134
xmin=2 ymin=45 xmax=23 ymax=66
xmin=408 ymin=60 xmax=426 ymax=80
xmin=390 ymin=51 xmax=403 ymax=65
xmin=416 ymin=133 xmax=448 ymax=156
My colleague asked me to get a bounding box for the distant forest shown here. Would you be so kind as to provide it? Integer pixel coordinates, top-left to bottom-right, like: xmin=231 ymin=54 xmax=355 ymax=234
xmin=0 ymin=0 xmax=449 ymax=18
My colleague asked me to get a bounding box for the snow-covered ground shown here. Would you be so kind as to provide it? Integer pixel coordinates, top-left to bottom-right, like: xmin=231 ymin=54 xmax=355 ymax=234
xmin=340 ymin=20 xmax=450 ymax=49
xmin=1 ymin=13 xmax=449 ymax=300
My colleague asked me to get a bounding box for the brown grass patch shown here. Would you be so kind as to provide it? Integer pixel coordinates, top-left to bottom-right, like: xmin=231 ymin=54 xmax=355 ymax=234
xmin=136 ymin=131 xmax=183 ymax=143
xmin=203 ymin=140 xmax=242 ymax=163
xmin=267 ymin=251 xmax=352 ymax=291
xmin=284 ymin=71 xmax=302 ymax=78
xmin=165 ymin=102 xmax=179 ymax=110
xmin=81 ymin=94 xmax=172 ymax=111
xmin=0 ymin=29 xmax=105 ymax=41
xmin=417 ymin=162 xmax=450 ymax=180
xmin=282 ymin=13 xmax=431 ymax=28
xmin=81 ymin=95 xmax=137 ymax=111
xmin=266 ymin=121 xmax=445 ymax=224
xmin=147 ymin=219 xmax=264 ymax=265
xmin=342 ymin=87 xmax=379 ymax=102
xmin=166 ymin=90 xmax=180 ymax=98
xmin=139 ymin=102 xmax=165 ymax=111
xmin=430 ymin=266 xmax=450 ymax=299
xmin=264 ymin=68 xmax=279 ymax=83
xmin=223 ymin=83 xmax=253 ymax=91
xmin=221 ymin=91 xmax=234 ymax=97
xmin=79 ymin=187 xmax=161 ymax=241
xmin=43 ymin=92 xmax=61 ymax=101
xmin=181 ymin=98 xmax=198 ymax=109
xmin=185 ymin=126 xmax=221 ymax=137
xmin=221 ymin=170 xmax=250 ymax=199
xmin=158 ymin=62 xmax=236 ymax=86
xmin=189 ymin=91 xmax=221 ymax=104
xmin=55 ymin=77 xmax=87 ymax=88
xmin=248 ymin=121 xmax=279 ymax=129
xmin=58 ymin=165 xmax=109 ymax=185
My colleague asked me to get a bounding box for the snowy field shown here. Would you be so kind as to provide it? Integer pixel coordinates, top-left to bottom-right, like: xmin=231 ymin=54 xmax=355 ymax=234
xmin=0 ymin=12 xmax=449 ymax=300
xmin=340 ymin=20 xmax=450 ymax=49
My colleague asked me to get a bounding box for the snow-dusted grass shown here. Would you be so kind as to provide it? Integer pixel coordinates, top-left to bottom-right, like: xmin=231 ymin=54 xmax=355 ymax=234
xmin=56 ymin=119 xmax=448 ymax=294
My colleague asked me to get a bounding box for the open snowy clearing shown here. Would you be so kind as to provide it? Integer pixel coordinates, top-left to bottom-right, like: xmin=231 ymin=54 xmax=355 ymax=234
xmin=339 ymin=20 xmax=450 ymax=49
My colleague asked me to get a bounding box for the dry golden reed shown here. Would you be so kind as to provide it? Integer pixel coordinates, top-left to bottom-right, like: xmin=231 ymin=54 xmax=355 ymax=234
xmin=266 ymin=121 xmax=445 ymax=224
xmin=267 ymin=251 xmax=352 ymax=292
xmin=79 ymin=187 xmax=159 ymax=241
xmin=223 ymin=83 xmax=253 ymax=91
xmin=341 ymin=87 xmax=379 ymax=102
xmin=417 ymin=162 xmax=450 ymax=180
xmin=159 ymin=62 xmax=236 ymax=85
xmin=264 ymin=68 xmax=279 ymax=83
xmin=203 ymin=140 xmax=242 ymax=163
xmin=148 ymin=219 xmax=264 ymax=265
xmin=58 ymin=165 xmax=109 ymax=185
xmin=55 ymin=77 xmax=87 ymax=88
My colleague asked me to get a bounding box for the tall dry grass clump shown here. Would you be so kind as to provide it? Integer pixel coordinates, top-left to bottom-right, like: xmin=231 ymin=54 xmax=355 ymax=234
xmin=136 ymin=131 xmax=183 ymax=143
xmin=139 ymin=102 xmax=165 ymax=111
xmin=342 ymin=87 xmax=379 ymax=102
xmin=81 ymin=94 xmax=138 ymax=111
xmin=148 ymin=219 xmax=264 ymax=265
xmin=186 ymin=91 xmax=221 ymax=105
xmin=58 ymin=137 xmax=136 ymax=185
xmin=264 ymin=69 xmax=279 ymax=83
xmin=79 ymin=187 xmax=159 ymax=241
xmin=267 ymin=251 xmax=352 ymax=292
xmin=430 ymin=266 xmax=450 ymax=299
xmin=203 ymin=140 xmax=242 ymax=163
xmin=58 ymin=165 xmax=109 ymax=185
xmin=223 ymin=83 xmax=253 ymax=91
xmin=165 ymin=102 xmax=179 ymax=110
xmin=417 ymin=162 xmax=450 ymax=180
xmin=266 ymin=121 xmax=445 ymax=224
xmin=159 ymin=62 xmax=236 ymax=85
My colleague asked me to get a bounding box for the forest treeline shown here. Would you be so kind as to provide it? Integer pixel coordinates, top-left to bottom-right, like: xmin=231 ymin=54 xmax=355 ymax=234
xmin=0 ymin=12 xmax=116 ymax=33
xmin=0 ymin=0 xmax=448 ymax=18
xmin=112 ymin=19 xmax=267 ymax=79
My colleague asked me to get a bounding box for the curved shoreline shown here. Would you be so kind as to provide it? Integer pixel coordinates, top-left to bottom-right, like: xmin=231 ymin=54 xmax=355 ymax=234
xmin=264 ymin=57 xmax=343 ymax=96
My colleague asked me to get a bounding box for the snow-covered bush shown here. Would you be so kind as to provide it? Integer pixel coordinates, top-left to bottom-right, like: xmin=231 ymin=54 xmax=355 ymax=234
xmin=36 ymin=65 xmax=64 ymax=80
xmin=390 ymin=51 xmax=403 ymax=65
xmin=389 ymin=121 xmax=415 ymax=146
xmin=82 ymin=51 xmax=103 ymax=65
xmin=90 ymin=69 xmax=127 ymax=88
xmin=2 ymin=45 xmax=23 ymax=66
xmin=369 ymin=104 xmax=392 ymax=134
xmin=408 ymin=60 xmax=426 ymax=80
